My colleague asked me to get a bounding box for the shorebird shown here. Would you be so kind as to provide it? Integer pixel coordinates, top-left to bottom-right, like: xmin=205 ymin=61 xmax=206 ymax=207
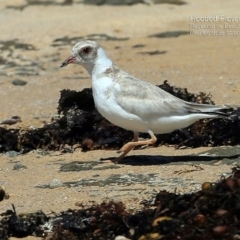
xmin=60 ymin=40 xmax=228 ymax=162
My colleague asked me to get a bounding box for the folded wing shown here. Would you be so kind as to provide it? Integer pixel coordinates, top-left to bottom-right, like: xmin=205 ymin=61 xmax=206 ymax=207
xmin=113 ymin=75 xmax=227 ymax=118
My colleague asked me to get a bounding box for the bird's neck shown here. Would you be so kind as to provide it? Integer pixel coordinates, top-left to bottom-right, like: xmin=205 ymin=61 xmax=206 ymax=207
xmin=84 ymin=48 xmax=113 ymax=77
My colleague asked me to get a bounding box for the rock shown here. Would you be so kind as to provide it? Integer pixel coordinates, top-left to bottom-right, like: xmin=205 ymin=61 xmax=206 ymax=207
xmin=92 ymin=164 xmax=122 ymax=170
xmin=53 ymin=34 xmax=129 ymax=47
xmin=36 ymin=150 xmax=50 ymax=156
xmin=6 ymin=151 xmax=18 ymax=158
xmin=83 ymin=0 xmax=185 ymax=5
xmin=132 ymin=44 xmax=145 ymax=48
xmin=12 ymin=79 xmax=27 ymax=86
xmin=84 ymin=0 xmax=148 ymax=5
xmin=84 ymin=0 xmax=104 ymax=4
xmin=60 ymin=162 xmax=95 ymax=172
xmin=152 ymin=0 xmax=186 ymax=4
xmin=49 ymin=179 xmax=63 ymax=188
xmin=0 ymin=116 xmax=22 ymax=125
xmin=13 ymin=162 xmax=27 ymax=170
xmin=149 ymin=30 xmax=189 ymax=38
xmin=138 ymin=50 xmax=167 ymax=55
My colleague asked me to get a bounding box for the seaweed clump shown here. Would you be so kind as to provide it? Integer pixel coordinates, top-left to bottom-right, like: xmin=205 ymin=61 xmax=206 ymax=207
xmin=2 ymin=167 xmax=240 ymax=239
xmin=0 ymin=81 xmax=239 ymax=153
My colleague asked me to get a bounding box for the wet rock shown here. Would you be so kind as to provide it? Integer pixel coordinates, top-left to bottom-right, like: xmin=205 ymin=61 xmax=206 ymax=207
xmin=12 ymin=79 xmax=27 ymax=86
xmin=83 ymin=0 xmax=149 ymax=5
xmin=92 ymin=164 xmax=122 ymax=170
xmin=52 ymin=34 xmax=129 ymax=47
xmin=70 ymin=173 xmax=161 ymax=187
xmin=6 ymin=0 xmax=74 ymax=10
xmin=27 ymin=0 xmax=64 ymax=4
xmin=49 ymin=179 xmax=63 ymax=189
xmin=0 ymin=40 xmax=36 ymax=51
xmin=13 ymin=162 xmax=27 ymax=170
xmin=6 ymin=0 xmax=186 ymax=8
xmin=83 ymin=0 xmax=104 ymax=4
xmin=0 ymin=39 xmax=39 ymax=76
xmin=60 ymin=161 xmax=95 ymax=172
xmin=6 ymin=151 xmax=18 ymax=158
xmin=138 ymin=50 xmax=167 ymax=55
xmin=197 ymin=146 xmax=240 ymax=165
xmin=132 ymin=44 xmax=145 ymax=48
xmin=152 ymin=0 xmax=186 ymax=4
xmin=199 ymin=146 xmax=240 ymax=157
xmin=149 ymin=30 xmax=189 ymax=38
xmin=92 ymin=174 xmax=100 ymax=177
xmin=36 ymin=150 xmax=50 ymax=156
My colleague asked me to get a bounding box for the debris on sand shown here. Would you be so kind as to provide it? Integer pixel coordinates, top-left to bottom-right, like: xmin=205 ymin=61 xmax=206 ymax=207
xmin=0 ymin=187 xmax=7 ymax=202
xmin=2 ymin=167 xmax=240 ymax=239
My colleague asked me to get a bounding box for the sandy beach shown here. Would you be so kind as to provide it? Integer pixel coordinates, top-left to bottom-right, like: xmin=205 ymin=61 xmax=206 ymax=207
xmin=0 ymin=1 xmax=240 ymax=238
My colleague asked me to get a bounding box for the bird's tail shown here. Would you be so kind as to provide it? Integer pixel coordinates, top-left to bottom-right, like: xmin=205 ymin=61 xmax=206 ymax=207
xmin=185 ymin=102 xmax=230 ymax=117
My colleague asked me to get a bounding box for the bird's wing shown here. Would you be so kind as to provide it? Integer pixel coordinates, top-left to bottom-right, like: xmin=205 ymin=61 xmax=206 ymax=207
xmin=113 ymin=73 xmax=226 ymax=118
xmin=113 ymin=74 xmax=190 ymax=118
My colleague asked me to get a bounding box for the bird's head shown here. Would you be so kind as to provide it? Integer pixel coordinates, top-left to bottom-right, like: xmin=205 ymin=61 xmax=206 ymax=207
xmin=60 ymin=40 xmax=100 ymax=68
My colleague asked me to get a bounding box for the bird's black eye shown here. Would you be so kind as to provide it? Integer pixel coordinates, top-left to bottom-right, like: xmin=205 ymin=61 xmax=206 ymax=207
xmin=81 ymin=46 xmax=91 ymax=55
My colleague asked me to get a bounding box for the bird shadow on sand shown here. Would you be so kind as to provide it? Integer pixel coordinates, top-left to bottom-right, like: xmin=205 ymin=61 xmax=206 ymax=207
xmin=100 ymin=152 xmax=240 ymax=166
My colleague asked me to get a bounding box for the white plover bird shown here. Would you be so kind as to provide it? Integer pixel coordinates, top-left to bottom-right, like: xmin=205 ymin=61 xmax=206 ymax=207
xmin=61 ymin=40 xmax=229 ymax=162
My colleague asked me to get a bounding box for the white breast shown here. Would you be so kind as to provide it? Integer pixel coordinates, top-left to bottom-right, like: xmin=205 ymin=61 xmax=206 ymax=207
xmin=92 ymin=77 xmax=149 ymax=133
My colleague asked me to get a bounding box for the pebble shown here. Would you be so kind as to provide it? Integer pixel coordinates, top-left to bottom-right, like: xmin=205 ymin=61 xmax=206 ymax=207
xmin=12 ymin=79 xmax=27 ymax=86
xmin=13 ymin=162 xmax=27 ymax=170
xmin=37 ymin=150 xmax=50 ymax=156
xmin=49 ymin=179 xmax=63 ymax=189
xmin=6 ymin=151 xmax=18 ymax=158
